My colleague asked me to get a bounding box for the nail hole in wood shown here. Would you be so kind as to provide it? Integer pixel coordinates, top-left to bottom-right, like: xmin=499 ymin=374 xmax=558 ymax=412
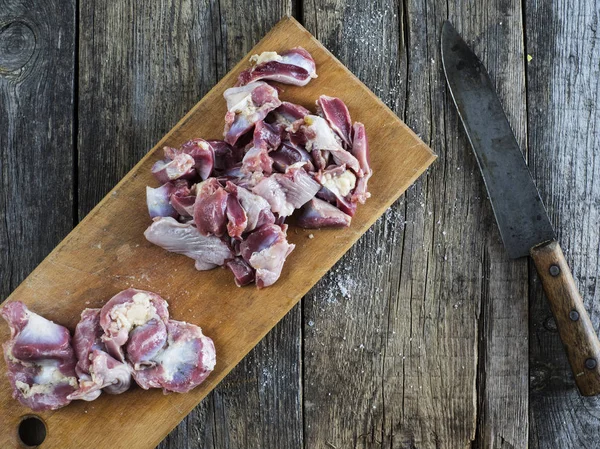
xmin=569 ymin=310 xmax=580 ymax=321
xmin=18 ymin=415 xmax=46 ymax=447
xmin=549 ymin=264 xmax=560 ymax=277
xmin=585 ymin=358 xmax=597 ymax=370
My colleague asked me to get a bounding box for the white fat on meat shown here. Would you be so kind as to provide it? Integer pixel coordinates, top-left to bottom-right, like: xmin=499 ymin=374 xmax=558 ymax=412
xmin=320 ymin=169 xmax=356 ymax=198
xmin=250 ymin=51 xmax=282 ymax=65
xmin=15 ymin=360 xmax=78 ymax=399
xmin=108 ymin=292 xmax=157 ymax=335
xmin=16 ymin=373 xmax=78 ymax=399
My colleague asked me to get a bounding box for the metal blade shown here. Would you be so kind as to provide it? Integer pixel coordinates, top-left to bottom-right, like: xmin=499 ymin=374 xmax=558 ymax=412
xmin=441 ymin=21 xmax=555 ymax=258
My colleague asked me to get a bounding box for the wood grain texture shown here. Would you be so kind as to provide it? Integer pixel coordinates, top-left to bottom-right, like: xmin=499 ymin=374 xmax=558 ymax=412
xmin=77 ymin=2 xmax=220 ymax=446
xmin=449 ymin=3 xmax=530 ymax=449
xmin=0 ymin=17 xmax=435 ymax=449
xmin=184 ymin=4 xmax=305 ymax=449
xmin=302 ymin=1 xmax=529 ymax=448
xmin=531 ymin=240 xmax=600 ymax=396
xmin=0 ymin=0 xmax=75 ymax=298
xmin=302 ymin=2 xmax=410 ymax=448
xmin=77 ymin=1 xmax=300 ymax=447
xmin=527 ymin=0 xmax=600 ymax=446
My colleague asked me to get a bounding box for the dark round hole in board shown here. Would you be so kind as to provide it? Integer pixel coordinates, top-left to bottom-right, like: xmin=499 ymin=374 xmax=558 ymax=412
xmin=18 ymin=416 xmax=46 ymax=447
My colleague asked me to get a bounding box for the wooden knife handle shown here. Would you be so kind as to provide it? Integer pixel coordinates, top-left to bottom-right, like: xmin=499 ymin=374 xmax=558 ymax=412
xmin=531 ymin=240 xmax=600 ymax=396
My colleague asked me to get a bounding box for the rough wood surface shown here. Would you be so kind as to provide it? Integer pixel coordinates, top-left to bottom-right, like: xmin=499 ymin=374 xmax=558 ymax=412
xmin=0 ymin=17 xmax=435 ymax=449
xmin=450 ymin=4 xmax=531 ymax=449
xmin=77 ymin=2 xmax=302 ymax=448
xmin=183 ymin=4 xmax=306 ymax=449
xmin=301 ymin=1 xmax=529 ymax=448
xmin=0 ymin=0 xmax=75 ymax=300
xmin=527 ymin=0 xmax=600 ymax=447
xmin=4 ymin=1 xmax=600 ymax=448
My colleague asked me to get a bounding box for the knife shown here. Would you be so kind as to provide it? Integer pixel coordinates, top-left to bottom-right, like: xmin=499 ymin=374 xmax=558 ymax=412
xmin=441 ymin=21 xmax=600 ymax=395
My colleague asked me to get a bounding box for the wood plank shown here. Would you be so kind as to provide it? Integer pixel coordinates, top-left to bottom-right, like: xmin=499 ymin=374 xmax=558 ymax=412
xmin=526 ymin=0 xmax=600 ymax=447
xmin=446 ymin=3 xmax=530 ymax=448
xmin=303 ymin=1 xmax=529 ymax=448
xmin=190 ymin=5 xmax=303 ymax=449
xmin=77 ymin=2 xmax=298 ymax=447
xmin=77 ymin=2 xmax=220 ymax=446
xmin=0 ymin=1 xmax=75 ymax=298
xmin=301 ymin=2 xmax=411 ymax=448
xmin=0 ymin=17 xmax=435 ymax=449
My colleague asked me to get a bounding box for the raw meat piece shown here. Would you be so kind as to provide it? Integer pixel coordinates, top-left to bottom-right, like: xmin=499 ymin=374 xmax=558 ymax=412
xmin=335 ymin=195 xmax=358 ymax=217
xmin=290 ymin=115 xmax=362 ymax=174
xmin=168 ymin=180 xmax=195 ymax=217
xmin=240 ymin=224 xmax=295 ymax=288
xmin=275 ymin=165 xmax=321 ymax=208
xmin=152 ymin=153 xmax=196 ymax=184
xmin=72 ymin=308 xmax=104 ymax=378
xmin=126 ymin=318 xmax=168 ymax=369
xmin=209 ymin=140 xmax=243 ymax=171
xmin=297 ymin=198 xmax=351 ymax=228
xmin=223 ymin=82 xmax=282 ymax=145
xmin=99 ymin=288 xmax=169 ymax=363
xmin=171 ymin=193 xmax=195 ymax=218
xmin=241 ymin=145 xmax=273 ymax=176
xmin=146 ymin=183 xmax=177 ymax=219
xmin=252 ymin=176 xmax=291 ymax=216
xmin=270 ymin=101 xmax=311 ymax=126
xmin=310 ymin=148 xmax=329 ymax=171
xmin=132 ymin=319 xmax=216 ymax=393
xmin=144 ymin=217 xmax=234 ymax=270
xmin=194 ymin=178 xmax=229 ymax=237
xmin=166 ymin=139 xmax=214 ymax=180
xmin=253 ymin=120 xmax=282 ymax=151
xmin=68 ymin=350 xmax=132 ymax=401
xmin=226 ymin=258 xmax=256 ymax=286
xmin=226 ymin=192 xmax=248 ymax=239
xmin=315 ymin=185 xmax=338 ymax=204
xmin=68 ymin=308 xmax=131 ymax=401
xmin=316 ymin=165 xmax=357 ymax=198
xmin=278 ymin=47 xmax=317 ymax=77
xmin=221 ymin=167 xmax=266 ymax=191
xmin=271 ymin=141 xmax=314 ymax=172
xmin=252 ymin=165 xmax=321 ymax=217
xmin=227 ymin=182 xmax=275 ymax=232
xmin=350 ymin=122 xmax=372 ymax=204
xmin=316 ymin=95 xmax=352 ymax=147
xmin=237 ymin=48 xmax=317 ymax=86
xmin=315 ymin=165 xmax=358 ymax=217
xmin=1 ymin=301 xmax=78 ymax=411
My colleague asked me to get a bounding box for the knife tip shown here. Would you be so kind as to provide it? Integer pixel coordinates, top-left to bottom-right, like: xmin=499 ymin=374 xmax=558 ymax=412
xmin=441 ymin=21 xmax=457 ymax=42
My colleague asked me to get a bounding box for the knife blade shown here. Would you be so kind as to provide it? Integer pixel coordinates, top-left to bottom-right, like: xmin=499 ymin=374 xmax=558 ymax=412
xmin=441 ymin=20 xmax=600 ymax=396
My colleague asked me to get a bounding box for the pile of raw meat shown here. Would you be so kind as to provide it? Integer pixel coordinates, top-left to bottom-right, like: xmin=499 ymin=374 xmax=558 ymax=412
xmin=1 ymin=289 xmax=215 ymax=411
xmin=145 ymin=47 xmax=372 ymax=288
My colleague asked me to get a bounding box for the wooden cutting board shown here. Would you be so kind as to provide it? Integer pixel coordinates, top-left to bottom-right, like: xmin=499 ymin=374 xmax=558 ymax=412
xmin=0 ymin=16 xmax=435 ymax=449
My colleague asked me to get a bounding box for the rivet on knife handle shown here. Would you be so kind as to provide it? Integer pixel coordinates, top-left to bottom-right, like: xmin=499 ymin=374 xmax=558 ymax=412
xmin=530 ymin=240 xmax=600 ymax=396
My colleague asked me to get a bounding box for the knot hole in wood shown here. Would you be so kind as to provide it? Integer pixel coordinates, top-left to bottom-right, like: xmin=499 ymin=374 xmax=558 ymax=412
xmin=0 ymin=20 xmax=36 ymax=74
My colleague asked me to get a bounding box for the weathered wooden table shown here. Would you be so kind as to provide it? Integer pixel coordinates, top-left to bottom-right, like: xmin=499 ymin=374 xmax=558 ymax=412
xmin=1 ymin=1 xmax=598 ymax=448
